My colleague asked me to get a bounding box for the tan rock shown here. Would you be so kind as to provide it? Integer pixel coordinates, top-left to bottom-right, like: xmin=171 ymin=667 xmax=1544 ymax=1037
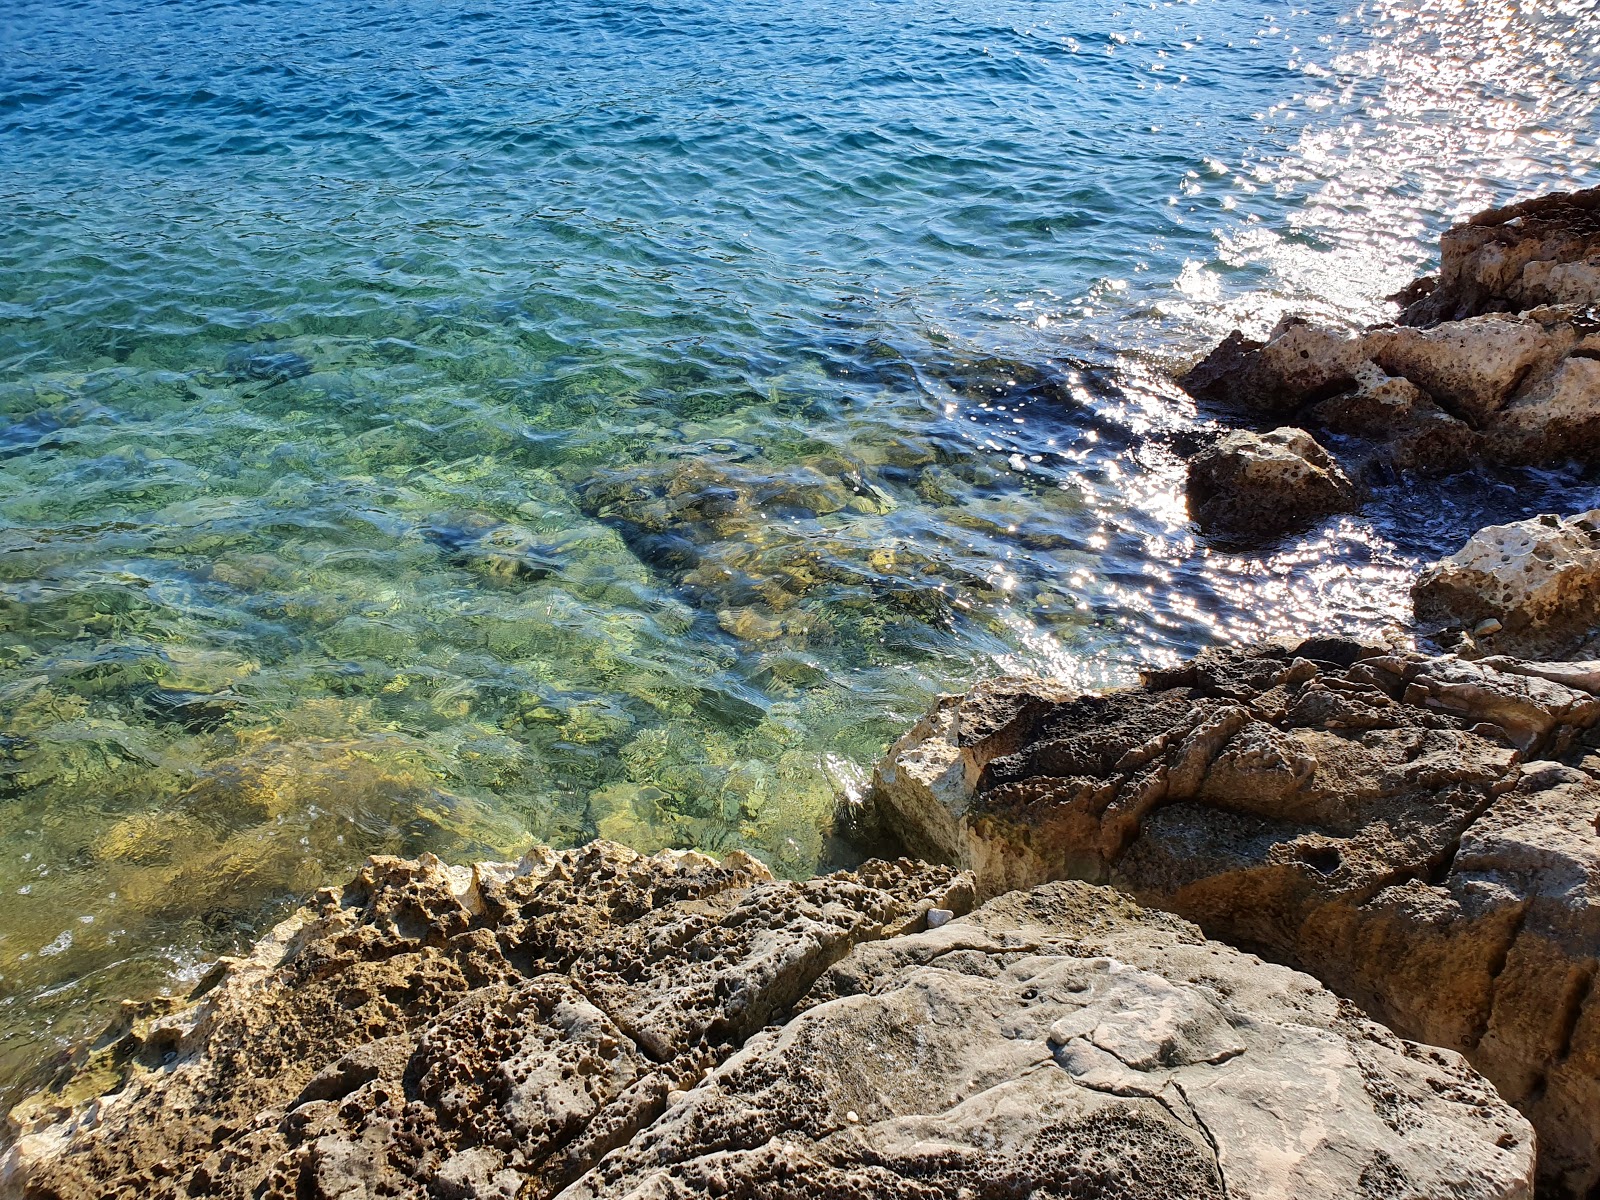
xmin=1401 ymin=186 xmax=1600 ymax=324
xmin=1414 ymin=510 xmax=1600 ymax=660
xmin=871 ymin=640 xmax=1600 ymax=1195
xmin=1368 ymin=314 xmax=1574 ymax=427
xmin=1185 ymin=426 xmax=1360 ymax=539
xmin=563 ymin=882 xmax=1534 ymax=1200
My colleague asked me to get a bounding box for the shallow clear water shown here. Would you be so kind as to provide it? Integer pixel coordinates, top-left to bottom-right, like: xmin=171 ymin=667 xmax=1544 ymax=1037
xmin=2 ymin=0 xmax=1598 ymax=1106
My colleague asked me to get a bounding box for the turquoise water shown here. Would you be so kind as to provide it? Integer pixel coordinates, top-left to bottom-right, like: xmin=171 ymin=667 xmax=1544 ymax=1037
xmin=2 ymin=0 xmax=1598 ymax=1106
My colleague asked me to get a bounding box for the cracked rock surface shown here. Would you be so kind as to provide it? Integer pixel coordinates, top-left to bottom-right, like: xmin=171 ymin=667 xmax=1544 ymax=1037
xmin=565 ymin=882 xmax=1533 ymax=1200
xmin=2 ymin=842 xmax=970 ymax=1200
xmin=2 ymin=838 xmax=1536 ymax=1200
xmin=872 ymin=638 xmax=1600 ymax=1196
xmin=1179 ymin=187 xmax=1600 ymax=489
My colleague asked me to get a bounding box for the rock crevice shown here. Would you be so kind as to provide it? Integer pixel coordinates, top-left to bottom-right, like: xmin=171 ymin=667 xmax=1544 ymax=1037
xmin=872 ymin=639 xmax=1600 ymax=1196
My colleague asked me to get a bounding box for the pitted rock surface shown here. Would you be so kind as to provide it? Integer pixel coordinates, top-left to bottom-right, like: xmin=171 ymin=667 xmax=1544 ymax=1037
xmin=872 ymin=638 xmax=1600 ymax=1196
xmin=2 ymin=842 xmax=971 ymax=1200
xmin=561 ymin=883 xmax=1533 ymax=1200
xmin=1179 ymin=187 xmax=1600 ymax=479
xmin=1 ymin=842 xmax=1537 ymax=1200
xmin=1398 ymin=185 xmax=1600 ymax=326
xmin=1414 ymin=510 xmax=1600 ymax=661
xmin=1185 ymin=426 xmax=1360 ymax=538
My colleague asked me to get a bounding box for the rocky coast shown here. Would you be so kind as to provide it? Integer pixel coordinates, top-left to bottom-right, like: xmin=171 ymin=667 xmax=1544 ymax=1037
xmin=7 ymin=192 xmax=1600 ymax=1199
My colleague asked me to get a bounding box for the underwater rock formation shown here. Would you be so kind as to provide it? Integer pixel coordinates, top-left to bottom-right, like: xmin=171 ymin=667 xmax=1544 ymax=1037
xmin=1415 ymin=510 xmax=1600 ymax=661
xmin=1178 ymin=187 xmax=1600 ymax=512
xmin=3 ymin=841 xmax=1537 ymax=1200
xmin=872 ymin=639 xmax=1600 ymax=1196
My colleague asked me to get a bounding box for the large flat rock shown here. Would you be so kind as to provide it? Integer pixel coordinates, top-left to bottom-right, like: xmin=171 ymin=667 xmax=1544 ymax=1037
xmin=563 ymin=882 xmax=1533 ymax=1200
xmin=2 ymin=839 xmax=1535 ymax=1200
xmin=872 ymin=639 xmax=1600 ymax=1196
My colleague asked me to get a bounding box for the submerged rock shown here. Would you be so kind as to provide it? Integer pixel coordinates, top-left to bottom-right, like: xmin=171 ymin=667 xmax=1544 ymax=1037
xmin=872 ymin=639 xmax=1600 ymax=1196
xmin=1415 ymin=510 xmax=1600 ymax=660
xmin=1185 ymin=426 xmax=1360 ymax=539
xmin=3 ymin=843 xmax=1535 ymax=1200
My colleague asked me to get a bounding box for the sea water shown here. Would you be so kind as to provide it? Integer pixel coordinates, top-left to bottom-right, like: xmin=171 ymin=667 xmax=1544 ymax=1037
xmin=1 ymin=0 xmax=1597 ymax=1107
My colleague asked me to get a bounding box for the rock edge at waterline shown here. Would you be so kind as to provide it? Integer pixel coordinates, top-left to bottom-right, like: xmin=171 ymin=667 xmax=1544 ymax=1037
xmin=872 ymin=637 xmax=1600 ymax=1197
xmin=3 ymin=841 xmax=1534 ymax=1200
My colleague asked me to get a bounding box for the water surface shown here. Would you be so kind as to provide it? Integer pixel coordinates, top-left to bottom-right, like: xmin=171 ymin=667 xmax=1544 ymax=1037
xmin=2 ymin=0 xmax=1598 ymax=1107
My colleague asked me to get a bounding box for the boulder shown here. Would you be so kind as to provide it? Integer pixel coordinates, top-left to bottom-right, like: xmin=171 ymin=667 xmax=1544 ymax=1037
xmin=1178 ymin=187 xmax=1600 ymax=472
xmin=1308 ymin=369 xmax=1479 ymax=475
xmin=2 ymin=841 xmax=1536 ymax=1200
xmin=566 ymin=882 xmax=1534 ymax=1200
xmin=1185 ymin=426 xmax=1360 ymax=539
xmin=1398 ymin=186 xmax=1600 ymax=326
xmin=1414 ymin=510 xmax=1600 ymax=660
xmin=872 ymin=640 xmax=1600 ymax=1195
xmin=1178 ymin=316 xmax=1362 ymax=415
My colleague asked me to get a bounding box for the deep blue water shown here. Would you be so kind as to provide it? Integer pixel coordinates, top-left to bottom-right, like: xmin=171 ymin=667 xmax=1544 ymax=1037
xmin=1 ymin=0 xmax=1598 ymax=1106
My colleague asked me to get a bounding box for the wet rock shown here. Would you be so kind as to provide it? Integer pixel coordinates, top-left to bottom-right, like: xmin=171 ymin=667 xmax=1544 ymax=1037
xmin=872 ymin=640 xmax=1600 ymax=1195
xmin=224 ymin=343 xmax=314 ymax=385
xmin=567 ymin=882 xmax=1534 ymax=1200
xmin=1185 ymin=426 xmax=1359 ymax=538
xmin=1178 ymin=317 xmax=1361 ymax=415
xmin=576 ymin=455 xmax=988 ymax=642
xmin=1414 ymin=510 xmax=1600 ymax=661
xmin=1309 ymin=368 xmax=1480 ymax=475
xmin=3 ymin=843 xmax=971 ymax=1200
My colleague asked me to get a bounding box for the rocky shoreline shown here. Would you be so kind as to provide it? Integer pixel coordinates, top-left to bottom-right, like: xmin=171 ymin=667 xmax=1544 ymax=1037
xmin=7 ymin=192 xmax=1600 ymax=1199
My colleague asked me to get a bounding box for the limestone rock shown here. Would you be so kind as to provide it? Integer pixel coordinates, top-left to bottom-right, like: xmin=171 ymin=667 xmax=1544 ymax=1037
xmin=1368 ymin=313 xmax=1573 ymax=428
xmin=1414 ymin=510 xmax=1600 ymax=661
xmin=1185 ymin=426 xmax=1360 ymax=539
xmin=2 ymin=842 xmax=972 ymax=1200
xmin=872 ymin=639 xmax=1600 ymax=1195
xmin=562 ymin=882 xmax=1533 ymax=1200
xmin=1179 ymin=316 xmax=1362 ymax=415
xmin=1399 ymin=186 xmax=1600 ymax=325
xmin=1178 ymin=187 xmax=1600 ymax=473
xmin=2 ymin=838 xmax=1534 ymax=1200
xmin=1309 ymin=370 xmax=1479 ymax=475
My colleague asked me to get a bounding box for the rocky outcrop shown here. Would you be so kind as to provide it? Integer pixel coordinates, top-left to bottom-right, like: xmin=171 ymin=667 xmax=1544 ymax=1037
xmin=1179 ymin=189 xmax=1600 ymax=484
xmin=872 ymin=639 xmax=1600 ymax=1196
xmin=1415 ymin=510 xmax=1600 ymax=661
xmin=1186 ymin=426 xmax=1360 ymax=537
xmin=1398 ymin=186 xmax=1600 ymax=326
xmin=567 ymin=882 xmax=1535 ymax=1200
xmin=3 ymin=842 xmax=971 ymax=1200
xmin=4 ymin=842 xmax=1539 ymax=1200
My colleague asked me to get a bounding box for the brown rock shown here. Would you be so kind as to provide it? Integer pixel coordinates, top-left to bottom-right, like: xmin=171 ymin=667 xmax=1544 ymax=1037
xmin=1186 ymin=426 xmax=1360 ymax=539
xmin=1400 ymin=186 xmax=1600 ymax=325
xmin=2 ymin=843 xmax=971 ymax=1200
xmin=872 ymin=640 xmax=1600 ymax=1195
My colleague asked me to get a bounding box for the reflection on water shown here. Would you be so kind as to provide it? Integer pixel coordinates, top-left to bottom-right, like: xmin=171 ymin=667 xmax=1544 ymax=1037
xmin=0 ymin=0 xmax=1597 ymax=1112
